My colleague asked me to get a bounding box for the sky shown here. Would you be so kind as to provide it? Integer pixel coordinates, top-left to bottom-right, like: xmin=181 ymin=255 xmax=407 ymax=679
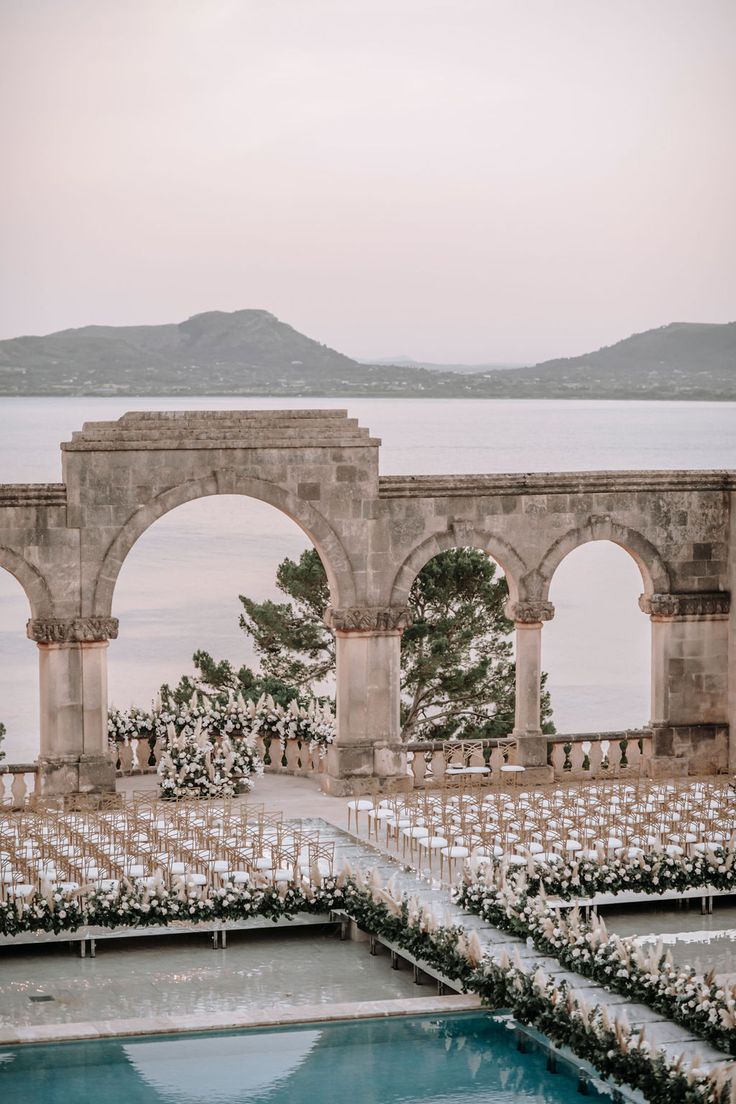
xmin=1 ymin=0 xmax=734 ymax=364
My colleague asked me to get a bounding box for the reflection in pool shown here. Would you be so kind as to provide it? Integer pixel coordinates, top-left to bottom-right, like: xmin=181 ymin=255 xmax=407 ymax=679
xmin=602 ymin=901 xmax=736 ymax=981
xmin=0 ymin=1012 xmax=615 ymax=1104
xmin=632 ymin=929 xmax=736 ymax=981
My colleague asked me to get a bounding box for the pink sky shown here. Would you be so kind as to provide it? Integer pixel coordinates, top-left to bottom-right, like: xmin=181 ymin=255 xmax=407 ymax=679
xmin=1 ymin=0 xmax=734 ymax=363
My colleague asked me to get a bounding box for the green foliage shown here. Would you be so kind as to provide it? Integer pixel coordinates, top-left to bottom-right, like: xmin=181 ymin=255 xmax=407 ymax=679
xmin=238 ymin=549 xmax=335 ymax=688
xmin=401 ymin=546 xmax=553 ymax=740
xmin=233 ymin=546 xmax=554 ymax=741
xmin=160 ymin=651 xmax=301 ymax=709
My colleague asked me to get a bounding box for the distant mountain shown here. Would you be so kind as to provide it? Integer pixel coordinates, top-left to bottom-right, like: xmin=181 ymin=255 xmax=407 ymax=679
xmin=0 ymin=312 xmax=733 ymax=399
xmin=476 ymin=322 xmax=736 ymax=399
xmin=0 ymin=309 xmax=359 ymax=393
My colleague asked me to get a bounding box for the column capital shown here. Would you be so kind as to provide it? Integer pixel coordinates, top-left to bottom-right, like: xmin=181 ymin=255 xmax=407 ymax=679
xmin=324 ymin=605 xmax=413 ymax=633
xmin=638 ymin=592 xmax=730 ymax=620
xmin=27 ymin=616 xmax=119 ymax=643
xmin=506 ymin=599 xmax=555 ymax=624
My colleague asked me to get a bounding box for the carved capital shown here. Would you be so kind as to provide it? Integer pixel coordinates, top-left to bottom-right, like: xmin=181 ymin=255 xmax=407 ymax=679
xmin=638 ymin=592 xmax=730 ymax=620
xmin=506 ymin=600 xmax=555 ymax=624
xmin=324 ymin=606 xmax=413 ymax=633
xmin=27 ymin=617 xmax=120 ymax=643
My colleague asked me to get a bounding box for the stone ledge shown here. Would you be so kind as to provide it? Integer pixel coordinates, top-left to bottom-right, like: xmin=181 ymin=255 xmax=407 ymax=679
xmin=639 ymin=592 xmax=730 ymax=618
xmin=62 ymin=410 xmax=381 ymax=450
xmin=379 ymin=470 xmax=736 ymax=497
xmin=0 ymin=994 xmax=480 ymax=1046
xmin=0 ymin=483 xmax=67 ymax=506
xmin=62 ymin=435 xmax=381 ymax=451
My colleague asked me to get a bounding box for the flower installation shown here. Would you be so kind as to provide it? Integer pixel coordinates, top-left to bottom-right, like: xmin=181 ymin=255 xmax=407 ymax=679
xmin=522 ymin=848 xmax=736 ymax=901
xmin=156 ymin=720 xmax=262 ymax=800
xmin=455 ymin=853 xmax=736 ymax=1056
xmin=0 ymin=868 xmax=734 ymax=1104
xmin=109 ymin=690 xmax=335 ymax=769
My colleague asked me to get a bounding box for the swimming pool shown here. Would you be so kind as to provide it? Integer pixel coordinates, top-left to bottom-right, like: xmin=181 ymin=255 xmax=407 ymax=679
xmin=0 ymin=1011 xmax=611 ymax=1104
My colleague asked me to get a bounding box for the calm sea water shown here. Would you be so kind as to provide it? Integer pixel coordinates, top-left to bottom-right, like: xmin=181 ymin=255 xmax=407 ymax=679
xmin=1 ymin=396 xmax=735 ymax=762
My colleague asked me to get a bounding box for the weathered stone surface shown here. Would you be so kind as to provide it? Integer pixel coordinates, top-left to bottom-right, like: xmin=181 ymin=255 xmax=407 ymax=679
xmin=639 ymin=592 xmax=730 ymax=619
xmin=325 ymin=606 xmax=412 ymax=632
xmin=650 ymin=723 xmax=728 ymax=775
xmin=0 ymin=409 xmax=733 ymax=792
xmin=38 ymin=754 xmax=116 ymax=796
xmin=507 ymin=600 xmax=555 ymax=624
xmin=27 ymin=617 xmax=119 ymax=643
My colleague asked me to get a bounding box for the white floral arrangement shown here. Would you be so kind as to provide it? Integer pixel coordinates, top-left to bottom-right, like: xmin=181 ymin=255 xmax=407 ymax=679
xmin=156 ymin=718 xmax=263 ymax=800
xmin=108 ymin=689 xmax=335 ymax=767
xmin=247 ymin=694 xmax=335 ymax=762
xmin=525 ymin=847 xmax=736 ymax=900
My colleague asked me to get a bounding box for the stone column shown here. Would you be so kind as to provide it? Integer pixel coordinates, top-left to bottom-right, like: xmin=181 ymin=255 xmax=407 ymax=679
xmin=27 ymin=617 xmax=119 ymax=796
xmin=640 ymin=593 xmax=730 ymax=776
xmin=323 ymin=606 xmax=412 ymax=796
xmin=507 ymin=600 xmax=555 ymax=781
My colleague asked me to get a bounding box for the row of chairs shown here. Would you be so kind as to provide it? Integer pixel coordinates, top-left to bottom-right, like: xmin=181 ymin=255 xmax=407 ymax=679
xmin=348 ymin=778 xmax=736 ymax=882
xmin=0 ymin=794 xmax=334 ymax=903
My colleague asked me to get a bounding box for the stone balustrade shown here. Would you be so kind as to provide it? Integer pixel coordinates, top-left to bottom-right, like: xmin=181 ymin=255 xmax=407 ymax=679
xmin=4 ymin=725 xmax=717 ymax=804
xmin=0 ymin=763 xmax=39 ymax=808
xmin=111 ymin=732 xmax=328 ymax=780
xmin=546 ymin=730 xmax=653 ymax=778
xmin=405 ymin=731 xmax=655 ymax=787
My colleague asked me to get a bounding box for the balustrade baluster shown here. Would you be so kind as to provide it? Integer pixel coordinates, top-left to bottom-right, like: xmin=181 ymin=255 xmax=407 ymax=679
xmin=10 ymin=772 xmax=28 ymax=809
xmin=488 ymin=746 xmax=504 ymax=777
xmin=430 ymin=748 xmax=445 ymax=783
xmin=550 ymin=744 xmax=565 ymax=777
xmin=588 ymin=741 xmax=603 ymax=777
xmin=130 ymin=738 xmax=143 ymax=772
xmin=118 ymin=743 xmax=133 ymax=774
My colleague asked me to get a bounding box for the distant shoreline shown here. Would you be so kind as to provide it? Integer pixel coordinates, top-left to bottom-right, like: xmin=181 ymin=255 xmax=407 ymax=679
xmin=2 ymin=390 xmax=735 ymax=402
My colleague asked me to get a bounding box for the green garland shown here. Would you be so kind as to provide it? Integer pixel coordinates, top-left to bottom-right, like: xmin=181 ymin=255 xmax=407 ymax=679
xmin=455 ymin=871 xmax=736 ymax=1056
xmin=525 ymin=849 xmax=736 ymax=901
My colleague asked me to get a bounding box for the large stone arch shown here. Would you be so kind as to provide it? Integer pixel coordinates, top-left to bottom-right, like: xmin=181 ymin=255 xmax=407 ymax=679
xmin=530 ymin=516 xmax=671 ymax=601
xmin=0 ymin=545 xmax=54 ymax=619
xmin=388 ymin=527 xmax=526 ymax=606
xmin=91 ymin=471 xmax=358 ymax=617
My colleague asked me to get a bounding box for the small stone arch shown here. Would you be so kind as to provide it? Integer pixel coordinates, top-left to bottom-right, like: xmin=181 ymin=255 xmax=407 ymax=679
xmin=91 ymin=471 xmax=358 ymax=616
xmin=388 ymin=527 xmax=525 ymax=607
xmin=530 ymin=517 xmax=671 ymax=601
xmin=0 ymin=545 xmax=54 ymax=619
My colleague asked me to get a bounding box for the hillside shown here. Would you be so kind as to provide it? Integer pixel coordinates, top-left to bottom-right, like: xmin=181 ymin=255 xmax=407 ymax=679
xmin=474 ymin=322 xmax=736 ymax=399
xmin=0 ymin=312 xmax=733 ymax=399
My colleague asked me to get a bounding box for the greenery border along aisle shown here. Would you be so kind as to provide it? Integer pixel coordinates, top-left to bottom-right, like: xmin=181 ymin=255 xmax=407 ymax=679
xmin=455 ymin=851 xmax=736 ymax=1056
xmin=0 ymin=870 xmax=733 ymax=1103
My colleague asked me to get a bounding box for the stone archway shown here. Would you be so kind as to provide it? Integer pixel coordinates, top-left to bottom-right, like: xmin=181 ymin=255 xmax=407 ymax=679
xmin=531 ymin=516 xmax=671 ymax=601
xmin=388 ymin=527 xmax=525 ymax=608
xmin=0 ymin=412 xmax=731 ymax=791
xmin=0 ymin=544 xmax=54 ymax=619
xmin=91 ymin=472 xmax=357 ymax=619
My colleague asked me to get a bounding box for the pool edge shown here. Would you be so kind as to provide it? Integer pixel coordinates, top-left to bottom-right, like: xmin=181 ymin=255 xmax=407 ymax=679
xmin=0 ymin=992 xmax=482 ymax=1046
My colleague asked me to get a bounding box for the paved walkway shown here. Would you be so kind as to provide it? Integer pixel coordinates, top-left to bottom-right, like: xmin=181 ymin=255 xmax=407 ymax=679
xmin=117 ymin=769 xmax=350 ymax=829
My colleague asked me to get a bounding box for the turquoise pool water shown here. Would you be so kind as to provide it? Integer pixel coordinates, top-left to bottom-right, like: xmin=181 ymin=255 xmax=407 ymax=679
xmin=0 ymin=1012 xmax=607 ymax=1104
